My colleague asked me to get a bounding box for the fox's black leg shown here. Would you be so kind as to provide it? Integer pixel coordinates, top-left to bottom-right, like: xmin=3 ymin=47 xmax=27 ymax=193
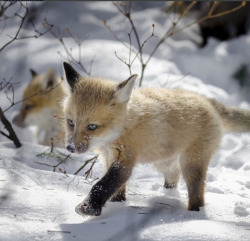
xmin=75 ymin=161 xmax=131 ymax=216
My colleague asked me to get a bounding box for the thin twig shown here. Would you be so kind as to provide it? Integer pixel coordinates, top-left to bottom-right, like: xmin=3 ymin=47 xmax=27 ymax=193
xmin=0 ymin=3 xmax=53 ymax=53
xmin=110 ymin=2 xmax=157 ymax=85
xmin=53 ymin=154 xmax=71 ymax=172
xmin=47 ymin=230 xmax=71 ymax=234
xmin=85 ymin=158 xmax=97 ymax=179
xmin=35 ymin=153 xmax=71 ymax=172
xmin=208 ymin=1 xmax=219 ymax=16
xmin=44 ymin=20 xmax=93 ymax=76
xmin=103 ymin=20 xmax=135 ymax=53
xmin=168 ymin=2 xmax=246 ymax=38
xmin=4 ymin=83 xmax=14 ymax=106
xmin=74 ymin=155 xmax=98 ymax=176
xmin=0 ymin=3 xmax=28 ymax=52
xmin=0 ymin=78 xmax=13 ymax=91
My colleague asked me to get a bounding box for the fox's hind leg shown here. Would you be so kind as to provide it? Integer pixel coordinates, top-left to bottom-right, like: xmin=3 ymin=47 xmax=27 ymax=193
xmin=110 ymin=184 xmax=126 ymax=202
xmin=180 ymin=153 xmax=208 ymax=211
xmin=164 ymin=162 xmax=181 ymax=189
xmin=154 ymin=157 xmax=181 ymax=189
xmin=180 ymin=135 xmax=220 ymax=211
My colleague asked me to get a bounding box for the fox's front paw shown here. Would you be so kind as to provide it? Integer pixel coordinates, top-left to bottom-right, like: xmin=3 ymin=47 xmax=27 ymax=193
xmin=75 ymin=200 xmax=102 ymax=216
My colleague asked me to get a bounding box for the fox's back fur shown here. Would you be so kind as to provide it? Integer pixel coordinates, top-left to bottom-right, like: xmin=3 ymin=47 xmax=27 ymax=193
xmin=62 ymin=62 xmax=250 ymax=216
xmin=123 ymin=88 xmax=222 ymax=163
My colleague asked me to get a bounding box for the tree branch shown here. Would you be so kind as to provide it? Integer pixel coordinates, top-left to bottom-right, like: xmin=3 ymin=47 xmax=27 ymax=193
xmin=0 ymin=3 xmax=54 ymax=53
xmin=0 ymin=107 xmax=22 ymax=148
xmin=110 ymin=1 xmax=246 ymax=87
xmin=44 ymin=20 xmax=94 ymax=76
xmin=0 ymin=3 xmax=28 ymax=53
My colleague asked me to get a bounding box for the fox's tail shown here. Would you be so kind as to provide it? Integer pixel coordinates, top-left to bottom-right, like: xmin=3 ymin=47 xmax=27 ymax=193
xmin=209 ymin=98 xmax=250 ymax=133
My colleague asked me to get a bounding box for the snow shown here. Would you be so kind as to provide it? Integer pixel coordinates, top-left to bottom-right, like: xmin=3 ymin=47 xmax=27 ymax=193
xmin=0 ymin=2 xmax=250 ymax=241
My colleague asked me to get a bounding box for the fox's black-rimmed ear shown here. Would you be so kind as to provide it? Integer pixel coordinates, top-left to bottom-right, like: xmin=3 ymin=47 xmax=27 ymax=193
xmin=63 ymin=62 xmax=80 ymax=92
xmin=42 ymin=68 xmax=58 ymax=90
xmin=111 ymin=74 xmax=138 ymax=104
xmin=30 ymin=69 xmax=38 ymax=78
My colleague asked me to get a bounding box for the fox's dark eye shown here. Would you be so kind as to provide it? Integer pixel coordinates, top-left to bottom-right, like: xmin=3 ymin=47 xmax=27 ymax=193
xmin=87 ymin=124 xmax=98 ymax=131
xmin=24 ymin=104 xmax=33 ymax=111
xmin=67 ymin=119 xmax=75 ymax=128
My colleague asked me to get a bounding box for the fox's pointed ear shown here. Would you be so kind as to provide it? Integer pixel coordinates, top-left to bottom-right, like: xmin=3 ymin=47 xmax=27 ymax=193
xmin=111 ymin=74 xmax=138 ymax=104
xmin=30 ymin=69 xmax=38 ymax=79
xmin=63 ymin=62 xmax=80 ymax=92
xmin=42 ymin=68 xmax=58 ymax=89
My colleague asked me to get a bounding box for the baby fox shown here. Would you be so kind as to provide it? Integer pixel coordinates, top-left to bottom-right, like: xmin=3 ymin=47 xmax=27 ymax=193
xmin=63 ymin=62 xmax=250 ymax=216
xmin=13 ymin=69 xmax=66 ymax=146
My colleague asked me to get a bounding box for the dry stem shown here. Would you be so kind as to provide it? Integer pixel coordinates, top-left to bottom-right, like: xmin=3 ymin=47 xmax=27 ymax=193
xmin=0 ymin=2 xmax=53 ymax=53
xmin=74 ymin=155 xmax=98 ymax=177
xmin=108 ymin=1 xmax=245 ymax=86
xmin=43 ymin=20 xmax=95 ymax=76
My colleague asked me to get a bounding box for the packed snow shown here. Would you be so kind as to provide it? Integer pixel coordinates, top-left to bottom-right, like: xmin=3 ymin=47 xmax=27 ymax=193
xmin=0 ymin=2 xmax=250 ymax=241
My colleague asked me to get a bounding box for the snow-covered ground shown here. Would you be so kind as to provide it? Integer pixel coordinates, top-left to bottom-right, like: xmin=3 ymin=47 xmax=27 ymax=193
xmin=0 ymin=2 xmax=250 ymax=241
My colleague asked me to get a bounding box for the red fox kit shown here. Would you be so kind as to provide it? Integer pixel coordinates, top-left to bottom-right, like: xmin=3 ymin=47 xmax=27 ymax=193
xmin=63 ymin=62 xmax=250 ymax=216
xmin=13 ymin=69 xmax=66 ymax=146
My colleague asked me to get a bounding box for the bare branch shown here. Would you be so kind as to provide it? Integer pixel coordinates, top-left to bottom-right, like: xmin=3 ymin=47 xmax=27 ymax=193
xmin=208 ymin=1 xmax=220 ymax=16
xmin=36 ymin=144 xmax=98 ymax=179
xmin=169 ymin=2 xmax=246 ymax=38
xmin=145 ymin=1 xmax=245 ymax=68
xmin=0 ymin=3 xmax=28 ymax=52
xmin=109 ymin=1 xmax=245 ymax=87
xmin=35 ymin=149 xmax=71 ymax=172
xmin=4 ymin=83 xmax=15 ymax=106
xmin=44 ymin=20 xmax=94 ymax=76
xmin=111 ymin=2 xmax=158 ymax=85
xmin=114 ymin=51 xmax=130 ymax=69
xmin=0 ymin=2 xmax=17 ymax=21
xmin=84 ymin=157 xmax=97 ymax=179
xmin=0 ymin=107 xmax=22 ymax=148
xmin=0 ymin=78 xmax=13 ymax=92
xmin=74 ymin=155 xmax=98 ymax=176
xmin=103 ymin=20 xmax=131 ymax=51
xmin=0 ymin=3 xmax=53 ymax=53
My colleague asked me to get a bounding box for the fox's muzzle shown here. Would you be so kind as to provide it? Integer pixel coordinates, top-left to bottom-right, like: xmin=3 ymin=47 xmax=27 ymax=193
xmin=12 ymin=113 xmax=26 ymax=127
xmin=66 ymin=142 xmax=88 ymax=153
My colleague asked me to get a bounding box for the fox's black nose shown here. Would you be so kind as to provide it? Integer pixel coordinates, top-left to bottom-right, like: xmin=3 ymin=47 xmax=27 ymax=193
xmin=66 ymin=145 xmax=76 ymax=153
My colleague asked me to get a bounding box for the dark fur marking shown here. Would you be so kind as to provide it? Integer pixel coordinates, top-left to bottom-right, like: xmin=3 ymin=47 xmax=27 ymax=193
xmin=117 ymin=75 xmax=137 ymax=90
xmin=80 ymin=161 xmax=130 ymax=215
xmin=47 ymin=79 xmax=54 ymax=89
xmin=63 ymin=62 xmax=80 ymax=92
xmin=30 ymin=69 xmax=37 ymax=78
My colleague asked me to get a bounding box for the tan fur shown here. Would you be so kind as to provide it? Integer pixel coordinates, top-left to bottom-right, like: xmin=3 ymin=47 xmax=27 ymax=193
xmin=13 ymin=69 xmax=66 ymax=146
xmin=63 ymin=67 xmax=250 ymax=213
